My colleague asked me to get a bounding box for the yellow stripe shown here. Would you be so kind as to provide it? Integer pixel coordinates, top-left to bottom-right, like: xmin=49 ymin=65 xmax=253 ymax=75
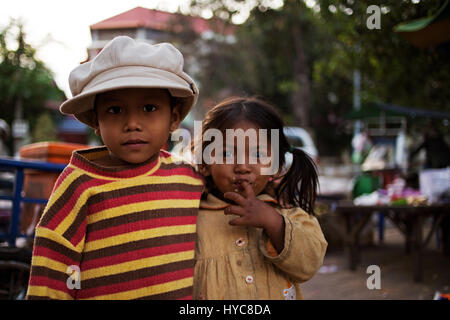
xmin=54 ymin=187 xmax=92 ymax=236
xmin=35 ymin=227 xmax=80 ymax=253
xmin=81 ymin=250 xmax=195 ymax=280
xmin=32 ymin=255 xmax=72 ymax=274
xmin=27 ymin=285 xmax=74 ymax=300
xmin=84 ymin=277 xmax=193 ymax=300
xmin=45 ymin=169 xmax=85 ymax=210
xmin=84 ymin=224 xmax=196 ymax=252
xmin=87 ymin=199 xmax=200 ymax=224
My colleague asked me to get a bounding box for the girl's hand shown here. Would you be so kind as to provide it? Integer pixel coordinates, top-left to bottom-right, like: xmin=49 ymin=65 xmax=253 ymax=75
xmin=224 ymin=181 xmax=285 ymax=253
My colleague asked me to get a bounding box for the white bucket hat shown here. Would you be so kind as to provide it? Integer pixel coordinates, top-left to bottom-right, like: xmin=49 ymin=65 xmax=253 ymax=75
xmin=60 ymin=36 xmax=199 ymax=128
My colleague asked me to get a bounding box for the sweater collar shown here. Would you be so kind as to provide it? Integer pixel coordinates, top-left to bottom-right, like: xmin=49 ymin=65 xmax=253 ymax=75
xmin=70 ymin=146 xmax=163 ymax=179
xmin=200 ymin=192 xmax=278 ymax=210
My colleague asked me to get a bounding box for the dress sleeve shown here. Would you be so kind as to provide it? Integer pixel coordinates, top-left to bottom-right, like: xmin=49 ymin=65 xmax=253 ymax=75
xmin=258 ymin=207 xmax=328 ymax=283
xmin=26 ymin=168 xmax=87 ymax=299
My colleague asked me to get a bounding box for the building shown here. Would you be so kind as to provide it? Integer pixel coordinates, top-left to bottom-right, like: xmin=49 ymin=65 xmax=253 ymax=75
xmin=87 ymin=6 xmax=234 ymax=61
xmin=85 ymin=6 xmax=234 ymax=128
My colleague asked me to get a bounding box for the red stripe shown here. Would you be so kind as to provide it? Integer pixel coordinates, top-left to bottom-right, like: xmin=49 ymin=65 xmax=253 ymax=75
xmin=88 ymin=191 xmax=201 ymax=215
xmin=87 ymin=216 xmax=197 ymax=242
xmin=179 ymin=295 xmax=193 ymax=300
xmin=52 ymin=167 xmax=74 ymax=191
xmin=70 ymin=220 xmax=86 ymax=248
xmin=34 ymin=246 xmax=79 ymax=266
xmin=159 ymin=149 xmax=171 ymax=158
xmin=82 ymin=241 xmax=195 ymax=270
xmin=46 ymin=179 xmax=110 ymax=230
xmin=155 ymin=167 xmax=199 ymax=177
xmin=29 ymin=276 xmax=75 ymax=298
xmin=76 ymin=268 xmax=194 ymax=299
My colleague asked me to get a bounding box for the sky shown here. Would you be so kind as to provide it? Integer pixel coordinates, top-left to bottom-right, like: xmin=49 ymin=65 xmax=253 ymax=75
xmin=0 ymin=0 xmax=194 ymax=98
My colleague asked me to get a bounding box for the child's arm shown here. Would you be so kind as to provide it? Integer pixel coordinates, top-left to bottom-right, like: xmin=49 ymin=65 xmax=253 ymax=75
xmin=223 ymin=181 xmax=327 ymax=282
xmin=26 ymin=168 xmax=87 ymax=300
xmin=258 ymin=207 xmax=328 ymax=283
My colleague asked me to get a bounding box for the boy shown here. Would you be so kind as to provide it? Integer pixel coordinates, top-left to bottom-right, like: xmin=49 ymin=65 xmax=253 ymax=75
xmin=26 ymin=36 xmax=204 ymax=299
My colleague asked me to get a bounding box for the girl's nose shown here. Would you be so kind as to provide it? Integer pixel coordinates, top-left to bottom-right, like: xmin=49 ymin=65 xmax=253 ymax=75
xmin=234 ymin=162 xmax=252 ymax=174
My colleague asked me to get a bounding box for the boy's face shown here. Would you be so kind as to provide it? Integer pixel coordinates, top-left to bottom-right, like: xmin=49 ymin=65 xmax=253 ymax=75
xmin=94 ymin=88 xmax=180 ymax=165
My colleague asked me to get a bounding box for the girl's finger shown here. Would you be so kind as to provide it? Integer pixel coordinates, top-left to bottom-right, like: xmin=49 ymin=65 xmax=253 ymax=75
xmin=228 ymin=216 xmax=247 ymax=226
xmin=223 ymin=191 xmax=247 ymax=207
xmin=224 ymin=205 xmax=245 ymax=216
xmin=240 ymin=180 xmax=255 ymax=199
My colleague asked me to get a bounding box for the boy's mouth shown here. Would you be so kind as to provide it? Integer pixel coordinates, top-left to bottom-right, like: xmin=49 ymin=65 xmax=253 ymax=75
xmin=122 ymin=139 xmax=148 ymax=148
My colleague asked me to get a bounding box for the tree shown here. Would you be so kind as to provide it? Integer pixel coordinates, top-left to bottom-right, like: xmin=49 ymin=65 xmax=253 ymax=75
xmin=183 ymin=0 xmax=450 ymax=156
xmin=0 ymin=19 xmax=65 ymax=155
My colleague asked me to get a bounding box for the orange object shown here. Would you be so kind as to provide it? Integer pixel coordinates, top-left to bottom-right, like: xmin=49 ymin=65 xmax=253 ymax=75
xmin=19 ymin=141 xmax=89 ymax=164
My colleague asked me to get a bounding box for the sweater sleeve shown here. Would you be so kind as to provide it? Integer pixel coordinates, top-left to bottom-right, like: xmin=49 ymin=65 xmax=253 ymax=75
xmin=26 ymin=167 xmax=88 ymax=300
xmin=258 ymin=207 xmax=328 ymax=283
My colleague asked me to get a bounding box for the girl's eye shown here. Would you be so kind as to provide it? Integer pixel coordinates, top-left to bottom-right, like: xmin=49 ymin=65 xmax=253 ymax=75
xmin=107 ymin=106 xmax=121 ymax=114
xmin=223 ymin=150 xmax=234 ymax=158
xmin=143 ymin=104 xmax=157 ymax=112
xmin=251 ymin=151 xmax=267 ymax=159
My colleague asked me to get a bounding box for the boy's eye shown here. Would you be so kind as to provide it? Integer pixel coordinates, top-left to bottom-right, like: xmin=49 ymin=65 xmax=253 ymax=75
xmin=107 ymin=106 xmax=121 ymax=114
xmin=143 ymin=104 xmax=157 ymax=112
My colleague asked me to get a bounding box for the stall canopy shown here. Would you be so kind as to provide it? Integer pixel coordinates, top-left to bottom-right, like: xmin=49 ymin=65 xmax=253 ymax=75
xmin=346 ymin=102 xmax=450 ymax=121
xmin=394 ymin=0 xmax=450 ymax=48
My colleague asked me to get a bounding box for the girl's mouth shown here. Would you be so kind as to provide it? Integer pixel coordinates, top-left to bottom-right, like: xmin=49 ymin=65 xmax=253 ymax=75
xmin=232 ymin=179 xmax=253 ymax=192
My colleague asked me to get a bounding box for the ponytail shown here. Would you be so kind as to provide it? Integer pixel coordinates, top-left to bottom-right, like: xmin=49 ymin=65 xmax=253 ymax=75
xmin=276 ymin=147 xmax=318 ymax=215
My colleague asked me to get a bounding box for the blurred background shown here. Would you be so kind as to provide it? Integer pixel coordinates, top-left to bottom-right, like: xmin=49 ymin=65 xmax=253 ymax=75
xmin=0 ymin=0 xmax=449 ymax=300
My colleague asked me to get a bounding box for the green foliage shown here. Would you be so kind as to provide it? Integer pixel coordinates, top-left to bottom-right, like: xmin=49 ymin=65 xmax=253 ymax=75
xmin=0 ymin=19 xmax=65 ymax=154
xmin=32 ymin=112 xmax=57 ymax=142
xmin=185 ymin=0 xmax=450 ymax=156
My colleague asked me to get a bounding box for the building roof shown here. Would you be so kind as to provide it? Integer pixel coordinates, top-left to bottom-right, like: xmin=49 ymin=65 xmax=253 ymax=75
xmin=90 ymin=6 xmax=231 ymax=35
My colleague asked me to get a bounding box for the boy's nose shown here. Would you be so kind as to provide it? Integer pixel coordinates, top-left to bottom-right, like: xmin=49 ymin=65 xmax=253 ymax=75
xmin=124 ymin=112 xmax=142 ymax=132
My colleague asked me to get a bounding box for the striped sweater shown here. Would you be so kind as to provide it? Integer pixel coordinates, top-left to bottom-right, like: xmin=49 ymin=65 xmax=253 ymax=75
xmin=26 ymin=147 xmax=204 ymax=300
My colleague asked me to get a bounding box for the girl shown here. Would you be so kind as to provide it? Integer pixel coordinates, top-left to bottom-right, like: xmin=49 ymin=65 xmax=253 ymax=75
xmin=193 ymin=97 xmax=327 ymax=300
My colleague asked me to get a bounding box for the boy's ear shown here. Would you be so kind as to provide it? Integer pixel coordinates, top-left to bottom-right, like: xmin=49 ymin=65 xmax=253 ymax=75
xmin=92 ymin=111 xmax=101 ymax=136
xmin=169 ymin=106 xmax=181 ymax=133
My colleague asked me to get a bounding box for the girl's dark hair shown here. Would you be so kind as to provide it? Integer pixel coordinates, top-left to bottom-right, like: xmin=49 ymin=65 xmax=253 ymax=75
xmin=197 ymin=96 xmax=319 ymax=215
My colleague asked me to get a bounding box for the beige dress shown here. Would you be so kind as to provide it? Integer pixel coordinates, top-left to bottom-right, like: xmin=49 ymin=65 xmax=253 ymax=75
xmin=193 ymin=193 xmax=328 ymax=300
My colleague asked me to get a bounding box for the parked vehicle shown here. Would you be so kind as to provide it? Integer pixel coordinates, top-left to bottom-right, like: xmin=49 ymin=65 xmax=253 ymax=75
xmin=283 ymin=127 xmax=319 ymax=173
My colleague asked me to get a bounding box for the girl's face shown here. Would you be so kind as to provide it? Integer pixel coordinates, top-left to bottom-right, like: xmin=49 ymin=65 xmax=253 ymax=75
xmin=94 ymin=88 xmax=180 ymax=165
xmin=202 ymin=120 xmax=274 ymax=197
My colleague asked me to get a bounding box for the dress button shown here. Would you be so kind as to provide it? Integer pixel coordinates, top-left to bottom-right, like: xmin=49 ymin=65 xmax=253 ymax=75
xmin=245 ymin=275 xmax=254 ymax=284
xmin=235 ymin=238 xmax=246 ymax=247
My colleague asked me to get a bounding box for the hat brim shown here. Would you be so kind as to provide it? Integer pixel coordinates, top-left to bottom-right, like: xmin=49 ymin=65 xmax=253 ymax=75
xmin=60 ymin=66 xmax=197 ymax=128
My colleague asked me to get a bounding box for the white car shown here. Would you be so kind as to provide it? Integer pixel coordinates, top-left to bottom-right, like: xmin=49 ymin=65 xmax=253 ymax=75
xmin=284 ymin=126 xmax=319 ymax=163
